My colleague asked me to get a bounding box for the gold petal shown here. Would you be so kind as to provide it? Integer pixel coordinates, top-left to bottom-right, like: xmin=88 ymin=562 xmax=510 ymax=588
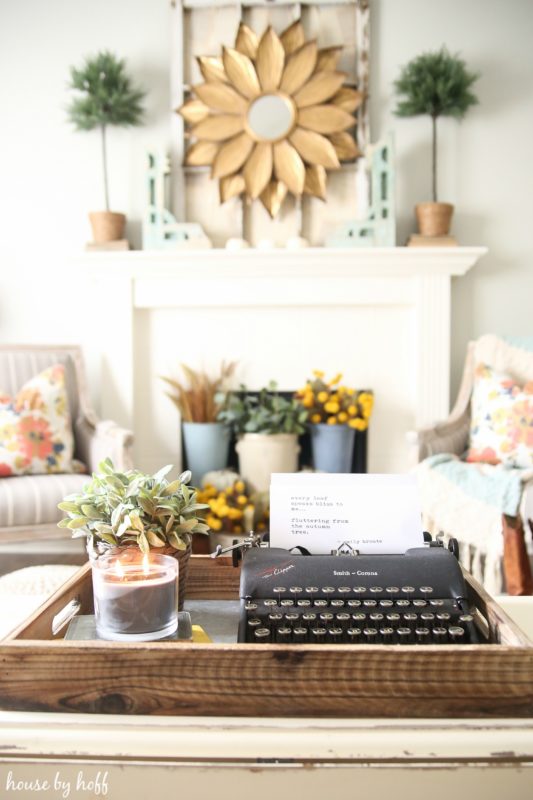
xmin=331 ymin=87 xmax=365 ymax=113
xmin=273 ymin=140 xmax=305 ymax=195
xmin=256 ymin=27 xmax=285 ymax=91
xmin=329 ymin=132 xmax=362 ymax=161
xmin=280 ymin=42 xmax=317 ymax=95
xmin=315 ymin=47 xmax=342 ymax=72
xmin=197 ymin=56 xmax=227 ymax=84
xmin=280 ymin=20 xmax=305 ymax=56
xmin=235 ymin=23 xmax=259 ymax=60
xmin=194 ymin=82 xmax=247 ymax=114
xmin=223 ymin=47 xmax=260 ymax=100
xmin=304 ymin=165 xmax=327 ymax=200
xmin=243 ymin=143 xmax=273 ymax=199
xmin=212 ymin=132 xmax=255 ymax=178
xmin=294 ymin=71 xmax=347 ymax=108
xmin=220 ymin=174 xmax=245 ymax=203
xmin=260 ymin=180 xmax=288 ymax=218
xmin=289 ymin=127 xmax=340 ymax=169
xmin=178 ymin=99 xmax=210 ymax=125
xmin=298 ymin=105 xmax=355 ymax=134
xmin=191 ymin=114 xmax=244 ymax=142
xmin=184 ymin=141 xmax=219 ymax=167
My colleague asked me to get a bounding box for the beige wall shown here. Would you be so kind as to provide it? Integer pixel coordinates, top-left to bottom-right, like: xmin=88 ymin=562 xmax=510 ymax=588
xmin=0 ymin=0 xmax=531 ymax=415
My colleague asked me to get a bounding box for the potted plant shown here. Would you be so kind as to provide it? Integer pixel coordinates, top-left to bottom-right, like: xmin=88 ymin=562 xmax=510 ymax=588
xmin=66 ymin=51 xmax=145 ymax=244
xmin=197 ymin=479 xmax=269 ymax=549
xmin=394 ymin=47 xmax=479 ymax=237
xmin=57 ymin=459 xmax=209 ymax=609
xmin=161 ymin=362 xmax=236 ymax=485
xmin=296 ymin=371 xmax=373 ymax=472
xmin=218 ymin=383 xmax=308 ymax=492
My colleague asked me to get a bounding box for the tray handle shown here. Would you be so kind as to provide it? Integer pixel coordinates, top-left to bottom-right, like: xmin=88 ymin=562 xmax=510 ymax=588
xmin=52 ymin=597 xmax=81 ymax=636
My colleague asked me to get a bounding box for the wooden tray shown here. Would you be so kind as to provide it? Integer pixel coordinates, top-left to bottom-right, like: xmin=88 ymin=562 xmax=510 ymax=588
xmin=1 ymin=556 xmax=532 ymax=718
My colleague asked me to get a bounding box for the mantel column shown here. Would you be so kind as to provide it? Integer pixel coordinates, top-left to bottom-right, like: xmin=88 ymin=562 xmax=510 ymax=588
xmin=415 ymin=272 xmax=451 ymax=428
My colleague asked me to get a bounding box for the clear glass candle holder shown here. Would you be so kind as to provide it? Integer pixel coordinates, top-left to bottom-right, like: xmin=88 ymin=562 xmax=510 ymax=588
xmin=92 ymin=550 xmax=179 ymax=641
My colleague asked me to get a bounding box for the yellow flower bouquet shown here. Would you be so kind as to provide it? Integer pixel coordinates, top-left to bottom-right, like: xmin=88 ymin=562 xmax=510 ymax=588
xmin=196 ymin=479 xmax=269 ymax=535
xmin=295 ymin=371 xmax=374 ymax=430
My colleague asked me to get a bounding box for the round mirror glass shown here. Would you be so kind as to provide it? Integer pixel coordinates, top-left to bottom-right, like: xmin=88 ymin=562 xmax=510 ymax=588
xmin=247 ymin=94 xmax=295 ymax=142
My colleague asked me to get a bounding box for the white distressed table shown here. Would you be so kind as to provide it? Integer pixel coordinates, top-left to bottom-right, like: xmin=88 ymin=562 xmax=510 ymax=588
xmin=0 ymin=596 xmax=532 ymax=800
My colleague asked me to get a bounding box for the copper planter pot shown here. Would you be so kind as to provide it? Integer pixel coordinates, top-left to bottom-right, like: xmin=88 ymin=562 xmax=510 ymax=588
xmin=89 ymin=211 xmax=126 ymax=243
xmin=415 ymin=202 xmax=454 ymax=237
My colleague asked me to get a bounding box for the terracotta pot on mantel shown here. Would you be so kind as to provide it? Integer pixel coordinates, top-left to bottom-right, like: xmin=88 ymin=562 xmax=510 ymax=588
xmin=415 ymin=202 xmax=454 ymax=237
xmin=89 ymin=211 xmax=126 ymax=243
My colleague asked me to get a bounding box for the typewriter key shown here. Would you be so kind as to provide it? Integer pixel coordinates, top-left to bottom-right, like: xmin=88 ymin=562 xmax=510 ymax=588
xmin=245 ymin=602 xmax=258 ymax=611
xmin=352 ymin=612 xmax=366 ymax=623
xmin=401 ymin=586 xmax=415 ymax=596
xmin=413 ymin=599 xmax=427 ymax=607
xmin=293 ymin=626 xmax=308 ymax=641
xmin=346 ymin=627 xmax=362 ymax=641
xmin=280 ymin=599 xmax=295 ymax=607
xmin=369 ymin=586 xmax=383 ymax=594
xmin=338 ymin=586 xmax=351 ymax=594
xmin=353 ymin=586 xmax=366 ymax=594
xmin=311 ymin=627 xmax=327 ymax=643
xmin=386 ymin=612 xmax=401 ymax=623
xmin=396 ymin=599 xmax=410 ymax=608
xmin=322 ymin=587 xmax=335 ymax=600
xmin=386 ymin=586 xmax=399 ymax=596
xmin=289 ymin=586 xmax=303 ymax=595
xmin=448 ymin=626 xmax=465 ymax=642
xmin=263 ymin=598 xmax=278 ymax=608
xmin=420 ymin=586 xmax=434 ymax=597
xmin=305 ymin=586 xmax=319 ymax=596
xmin=314 ymin=599 xmax=328 ymax=608
xmin=379 ymin=599 xmax=394 ymax=608
xmin=459 ymin=614 xmax=474 ymax=624
xmin=363 ymin=627 xmax=378 ymax=641
xmin=330 ymin=599 xmax=345 ymax=608
xmin=297 ymin=599 xmax=312 ymax=608
xmin=369 ymin=612 xmax=384 ymax=622
xmin=273 ymin=587 xmax=286 ymax=595
xmin=247 ymin=617 xmax=262 ymax=629
xmin=403 ymin=612 xmax=417 ymax=622
xmin=380 ymin=627 xmax=394 ymax=642
xmin=415 ymin=627 xmax=430 ymax=643
xmin=254 ymin=627 xmax=271 ymax=642
xmin=327 ymin=627 xmax=343 ymax=642
xmin=284 ymin=612 xmax=299 ymax=622
xmin=268 ymin=612 xmax=283 ymax=623
xmin=319 ymin=612 xmax=334 ymax=623
xmin=302 ymin=612 xmax=317 ymax=623
xmin=429 ymin=599 xmax=444 ymax=607
xmin=432 ymin=627 xmax=447 ymax=642
xmin=420 ymin=612 xmax=435 ymax=622
xmin=347 ymin=599 xmax=362 ymax=608
xmin=335 ymin=612 xmax=351 ymax=625
xmin=397 ymin=627 xmax=411 ymax=643
xmin=276 ymin=626 xmax=292 ymax=642
xmin=436 ymin=612 xmax=451 ymax=621
xmin=363 ymin=599 xmax=378 ymax=607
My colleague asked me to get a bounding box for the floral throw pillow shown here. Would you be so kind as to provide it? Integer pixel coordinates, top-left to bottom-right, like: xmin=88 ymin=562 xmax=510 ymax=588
xmin=466 ymin=363 xmax=533 ymax=468
xmin=0 ymin=364 xmax=74 ymax=476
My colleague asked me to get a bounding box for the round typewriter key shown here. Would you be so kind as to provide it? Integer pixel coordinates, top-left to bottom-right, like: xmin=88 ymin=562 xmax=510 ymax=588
xmin=311 ymin=627 xmax=327 ymax=643
xmin=415 ymin=627 xmax=430 ymax=643
xmin=459 ymin=614 xmax=474 ymax=623
xmin=293 ymin=626 xmax=308 ymax=641
xmin=363 ymin=599 xmax=377 ymax=608
xmin=436 ymin=612 xmax=451 ymax=621
xmin=369 ymin=612 xmax=384 ymax=622
xmin=247 ymin=617 xmax=262 ymax=628
xmin=263 ymin=598 xmax=278 ymax=607
xmin=331 ymin=599 xmax=345 ymax=608
xmin=273 ymin=587 xmax=286 ymax=596
xmin=403 ymin=612 xmax=417 ymax=622
xmin=346 ymin=627 xmax=362 ymax=641
xmin=353 ymin=586 xmax=366 ymax=594
xmin=268 ymin=612 xmax=283 ymax=623
xmin=363 ymin=627 xmax=378 ymax=641
xmin=413 ymin=599 xmax=427 ymax=607
xmin=397 ymin=627 xmax=411 ymax=642
xmin=319 ymin=612 xmax=334 ymax=623
xmin=386 ymin=612 xmax=401 ymax=622
xmin=276 ymin=626 xmax=292 ymax=642
xmin=254 ymin=627 xmax=270 ymax=642
xmin=432 ymin=627 xmax=447 ymax=642
xmin=380 ymin=627 xmax=394 ymax=642
xmin=289 ymin=586 xmax=303 ymax=595
xmin=401 ymin=586 xmax=415 ymax=595
xmin=379 ymin=599 xmax=394 ymax=608
xmin=314 ymin=599 xmax=328 ymax=608
xmin=297 ymin=599 xmax=311 ymax=608
xmin=335 ymin=613 xmax=351 ymax=627
xmin=449 ymin=626 xmax=465 ymax=642
xmin=305 ymin=586 xmax=319 ymax=595
xmin=369 ymin=586 xmax=383 ymax=594
xmin=420 ymin=586 xmax=434 ymax=596
xmin=328 ymin=627 xmax=343 ymax=642
xmin=338 ymin=586 xmax=351 ymax=594
xmin=429 ymin=599 xmax=444 ymax=607
xmin=302 ymin=612 xmax=317 ymax=623
xmin=420 ymin=612 xmax=435 ymax=622
xmin=245 ymin=602 xmax=258 ymax=611
xmin=351 ymin=612 xmax=366 ymax=623
xmin=386 ymin=586 xmax=399 ymax=595
xmin=396 ymin=599 xmax=410 ymax=608
xmin=280 ymin=599 xmax=295 ymax=607
xmin=322 ymin=586 xmax=335 ymax=595
xmin=284 ymin=612 xmax=299 ymax=622
xmin=347 ymin=599 xmax=362 ymax=608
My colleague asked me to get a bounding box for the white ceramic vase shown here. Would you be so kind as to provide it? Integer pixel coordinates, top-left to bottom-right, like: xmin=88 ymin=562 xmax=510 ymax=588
xmin=236 ymin=433 xmax=300 ymax=493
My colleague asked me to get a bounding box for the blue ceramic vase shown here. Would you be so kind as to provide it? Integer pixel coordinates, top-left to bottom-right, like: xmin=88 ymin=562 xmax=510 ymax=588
xmin=181 ymin=422 xmax=230 ymax=486
xmin=310 ymin=423 xmax=355 ymax=473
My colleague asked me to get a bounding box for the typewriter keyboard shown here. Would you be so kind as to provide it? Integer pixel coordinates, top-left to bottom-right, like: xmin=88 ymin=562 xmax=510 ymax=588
xmin=242 ymin=586 xmax=479 ymax=644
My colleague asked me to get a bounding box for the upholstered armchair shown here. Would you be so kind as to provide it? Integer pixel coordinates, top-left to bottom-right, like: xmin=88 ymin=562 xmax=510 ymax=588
xmin=414 ymin=335 xmax=533 ymax=595
xmin=0 ymin=345 xmax=133 ymax=570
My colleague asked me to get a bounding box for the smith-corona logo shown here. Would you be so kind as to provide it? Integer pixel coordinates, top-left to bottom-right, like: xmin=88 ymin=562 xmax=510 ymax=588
xmin=259 ymin=561 xmax=295 ymax=580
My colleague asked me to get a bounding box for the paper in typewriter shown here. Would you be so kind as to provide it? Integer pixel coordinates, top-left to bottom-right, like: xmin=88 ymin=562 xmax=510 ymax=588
xmin=269 ymin=473 xmax=424 ymax=554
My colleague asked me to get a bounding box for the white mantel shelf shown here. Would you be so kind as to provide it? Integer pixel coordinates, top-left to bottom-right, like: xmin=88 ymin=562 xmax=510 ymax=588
xmin=85 ymin=246 xmax=487 ymax=472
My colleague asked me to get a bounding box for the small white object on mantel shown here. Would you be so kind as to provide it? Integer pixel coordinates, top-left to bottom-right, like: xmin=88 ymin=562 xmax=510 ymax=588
xmin=225 ymin=238 xmax=250 ymax=250
xmin=256 ymin=239 xmax=276 ymax=250
xmin=286 ymin=236 xmax=309 ymax=249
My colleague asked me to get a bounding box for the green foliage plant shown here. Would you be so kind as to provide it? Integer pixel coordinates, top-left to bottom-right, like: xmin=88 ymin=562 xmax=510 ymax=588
xmin=217 ymin=382 xmax=308 ymax=436
xmin=394 ymin=48 xmax=479 ymax=202
xmin=161 ymin=362 xmax=237 ymax=423
xmin=58 ymin=459 xmax=209 ymax=556
xmin=66 ymin=51 xmax=145 ymax=210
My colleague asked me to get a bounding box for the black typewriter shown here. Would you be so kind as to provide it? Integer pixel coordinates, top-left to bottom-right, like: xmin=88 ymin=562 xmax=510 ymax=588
xmin=235 ymin=539 xmax=482 ymax=645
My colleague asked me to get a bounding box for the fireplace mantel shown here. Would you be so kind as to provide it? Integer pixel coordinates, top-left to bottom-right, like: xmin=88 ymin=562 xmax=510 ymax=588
xmin=85 ymin=246 xmax=486 ymax=473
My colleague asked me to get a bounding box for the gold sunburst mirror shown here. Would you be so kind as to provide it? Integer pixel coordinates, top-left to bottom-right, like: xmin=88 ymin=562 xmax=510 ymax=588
xmin=179 ymin=20 xmax=364 ymax=217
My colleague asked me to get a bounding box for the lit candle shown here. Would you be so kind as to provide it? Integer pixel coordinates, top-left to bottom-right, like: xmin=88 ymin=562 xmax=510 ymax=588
xmin=92 ymin=550 xmax=178 ymax=641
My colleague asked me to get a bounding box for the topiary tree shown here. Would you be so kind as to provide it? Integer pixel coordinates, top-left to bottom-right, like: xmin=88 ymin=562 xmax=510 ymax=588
xmin=67 ymin=51 xmax=145 ymax=210
xmin=394 ymin=48 xmax=479 ymax=202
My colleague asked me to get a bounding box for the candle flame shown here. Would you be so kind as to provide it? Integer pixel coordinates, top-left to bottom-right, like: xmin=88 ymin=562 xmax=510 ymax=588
xmin=115 ymin=559 xmax=125 ymax=579
xmin=142 ymin=553 xmax=150 ymax=575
